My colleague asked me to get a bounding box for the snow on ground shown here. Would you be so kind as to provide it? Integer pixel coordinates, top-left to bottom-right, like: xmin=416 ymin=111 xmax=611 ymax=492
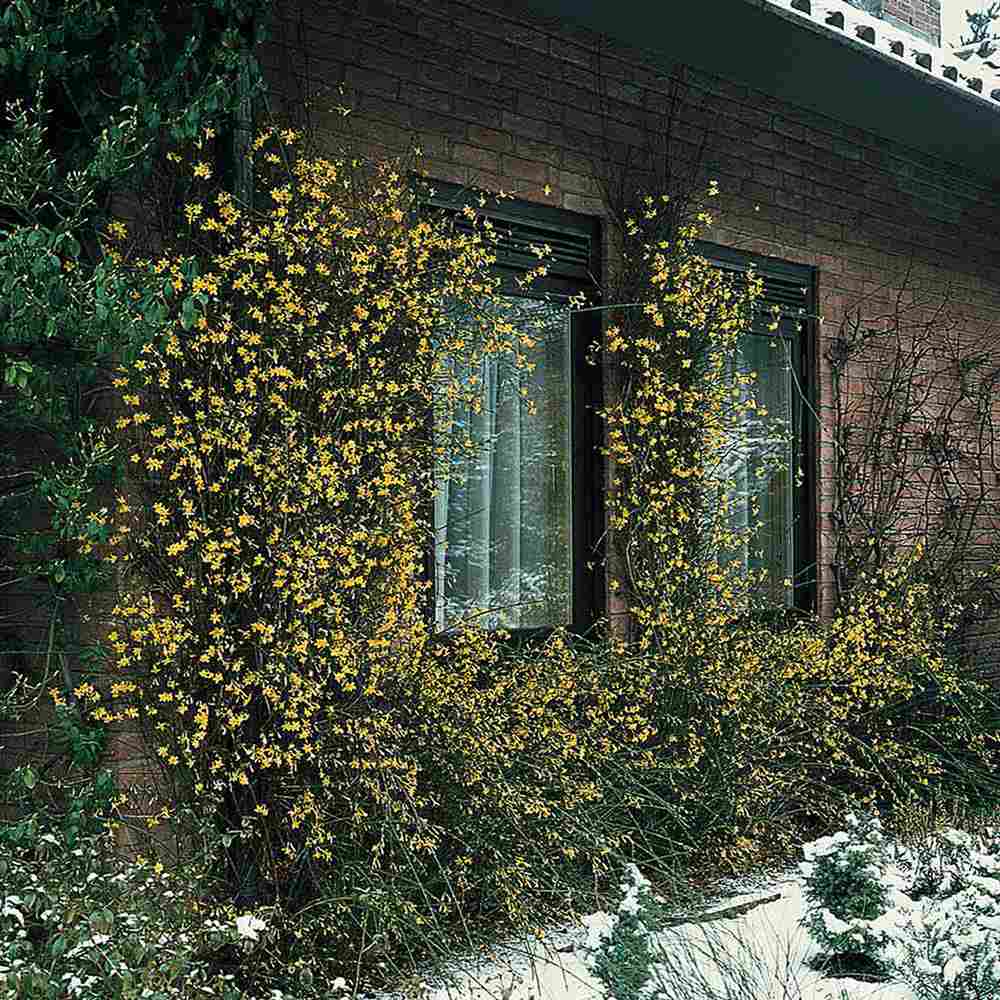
xmin=387 ymin=870 xmax=914 ymax=1000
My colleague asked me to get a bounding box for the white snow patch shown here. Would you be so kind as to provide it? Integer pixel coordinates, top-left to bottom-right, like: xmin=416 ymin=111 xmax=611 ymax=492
xmin=373 ymin=871 xmax=915 ymax=1000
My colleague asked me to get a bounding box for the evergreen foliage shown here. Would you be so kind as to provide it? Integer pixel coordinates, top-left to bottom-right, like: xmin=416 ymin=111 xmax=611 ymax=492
xmin=0 ymin=0 xmax=273 ymax=829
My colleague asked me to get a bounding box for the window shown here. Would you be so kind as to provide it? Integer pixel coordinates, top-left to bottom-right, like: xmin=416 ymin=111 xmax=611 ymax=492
xmin=425 ymin=185 xmax=603 ymax=633
xmin=698 ymin=243 xmax=816 ymax=610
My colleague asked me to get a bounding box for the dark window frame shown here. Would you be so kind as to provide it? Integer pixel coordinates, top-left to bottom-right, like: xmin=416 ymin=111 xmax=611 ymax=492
xmin=696 ymin=241 xmax=818 ymax=613
xmin=421 ymin=181 xmax=605 ymax=639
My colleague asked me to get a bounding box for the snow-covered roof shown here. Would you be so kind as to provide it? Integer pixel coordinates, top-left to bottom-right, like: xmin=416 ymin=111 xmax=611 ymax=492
xmin=763 ymin=0 xmax=1000 ymax=108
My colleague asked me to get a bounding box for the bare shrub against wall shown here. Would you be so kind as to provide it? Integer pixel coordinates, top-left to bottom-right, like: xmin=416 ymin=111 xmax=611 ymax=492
xmin=827 ymin=268 xmax=1000 ymax=678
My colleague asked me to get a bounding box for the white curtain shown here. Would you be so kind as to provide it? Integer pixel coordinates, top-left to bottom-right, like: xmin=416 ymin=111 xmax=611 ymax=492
xmin=714 ymin=334 xmax=795 ymax=605
xmin=434 ymin=297 xmax=572 ymax=630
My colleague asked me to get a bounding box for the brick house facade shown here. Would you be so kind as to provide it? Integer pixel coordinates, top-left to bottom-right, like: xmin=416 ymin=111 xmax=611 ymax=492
xmin=5 ymin=0 xmax=999 ymax=844
xmin=252 ymin=0 xmax=1000 ymax=670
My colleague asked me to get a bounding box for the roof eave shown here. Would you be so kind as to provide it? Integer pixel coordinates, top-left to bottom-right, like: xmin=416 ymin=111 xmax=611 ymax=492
xmin=740 ymin=0 xmax=1000 ymax=114
xmin=512 ymin=0 xmax=1000 ymax=186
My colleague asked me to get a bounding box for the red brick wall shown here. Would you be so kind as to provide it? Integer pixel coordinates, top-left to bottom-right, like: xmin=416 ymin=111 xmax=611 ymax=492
xmin=882 ymin=0 xmax=941 ymax=46
xmin=258 ymin=0 xmax=1000 ymax=635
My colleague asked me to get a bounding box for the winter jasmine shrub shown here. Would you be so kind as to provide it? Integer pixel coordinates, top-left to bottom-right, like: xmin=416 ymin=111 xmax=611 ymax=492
xmin=606 ymin=541 xmax=998 ymax=876
xmin=62 ymin=110 xmax=1000 ymax=989
xmin=72 ymin=121 xmax=662 ymax=985
xmin=594 ymin=177 xmax=1000 ymax=875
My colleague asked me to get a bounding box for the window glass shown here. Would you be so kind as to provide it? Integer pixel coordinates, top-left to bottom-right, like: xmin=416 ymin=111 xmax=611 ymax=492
xmin=737 ymin=332 xmax=796 ymax=605
xmin=698 ymin=245 xmax=811 ymax=609
xmin=434 ymin=296 xmax=573 ymax=630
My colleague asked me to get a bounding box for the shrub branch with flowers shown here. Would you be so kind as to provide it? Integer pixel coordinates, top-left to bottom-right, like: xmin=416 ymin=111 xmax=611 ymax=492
xmin=590 ymin=177 xmax=999 ymax=871
xmin=71 ymin=122 xmax=664 ymax=986
xmin=56 ymin=114 xmax=1000 ymax=992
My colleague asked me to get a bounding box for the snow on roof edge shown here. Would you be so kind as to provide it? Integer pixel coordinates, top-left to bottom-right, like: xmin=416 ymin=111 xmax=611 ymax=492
xmin=762 ymin=0 xmax=1000 ymax=109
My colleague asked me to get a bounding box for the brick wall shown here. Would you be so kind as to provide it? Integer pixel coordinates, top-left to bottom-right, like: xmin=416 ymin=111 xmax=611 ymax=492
xmin=258 ymin=0 xmax=1000 ymax=664
xmin=882 ymin=0 xmax=942 ymax=46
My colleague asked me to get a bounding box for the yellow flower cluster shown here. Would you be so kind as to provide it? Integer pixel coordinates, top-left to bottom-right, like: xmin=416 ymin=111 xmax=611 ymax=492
xmin=594 ymin=190 xmax=993 ymax=867
xmin=78 ymin=126 xmax=657 ymax=929
xmin=71 ymin=129 xmax=993 ymax=958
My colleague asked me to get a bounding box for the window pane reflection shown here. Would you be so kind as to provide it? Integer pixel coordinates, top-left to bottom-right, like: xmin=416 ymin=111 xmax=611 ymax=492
xmin=434 ymin=297 xmax=573 ymax=629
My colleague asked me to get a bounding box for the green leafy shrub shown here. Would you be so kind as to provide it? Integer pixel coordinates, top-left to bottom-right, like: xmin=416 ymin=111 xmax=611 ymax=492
xmin=578 ymin=863 xmax=811 ymax=1000
xmin=0 ymin=822 xmax=283 ymax=1000
xmin=579 ymin=865 xmax=668 ymax=1000
xmin=886 ymin=858 xmax=1000 ymax=1000
xmin=798 ymin=810 xmax=900 ymax=961
xmin=903 ymin=827 xmax=977 ymax=902
xmin=802 ymin=814 xmax=1000 ymax=998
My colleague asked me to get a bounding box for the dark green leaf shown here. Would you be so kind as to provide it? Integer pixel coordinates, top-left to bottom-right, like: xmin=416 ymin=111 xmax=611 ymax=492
xmin=180 ymin=296 xmax=196 ymax=330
